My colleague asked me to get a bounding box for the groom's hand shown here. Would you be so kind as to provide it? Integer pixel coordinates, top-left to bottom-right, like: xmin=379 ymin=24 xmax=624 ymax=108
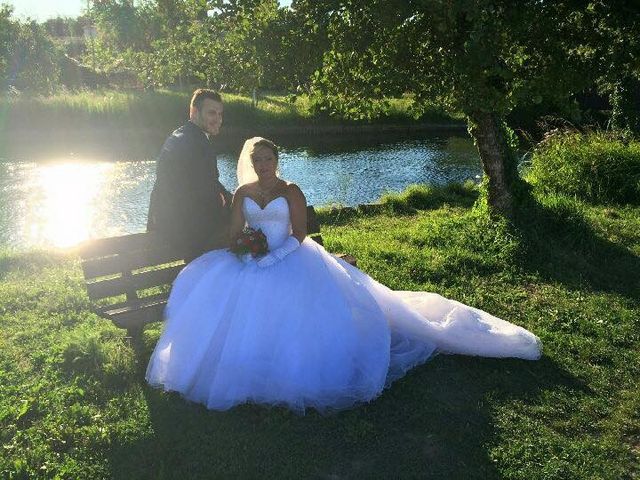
xmin=220 ymin=185 xmax=233 ymax=208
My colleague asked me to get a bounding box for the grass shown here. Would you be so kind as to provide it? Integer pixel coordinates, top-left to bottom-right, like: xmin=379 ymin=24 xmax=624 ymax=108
xmin=0 ymin=89 xmax=463 ymax=159
xmin=0 ymin=89 xmax=461 ymax=134
xmin=1 ymin=185 xmax=639 ymax=479
xmin=526 ymin=130 xmax=640 ymax=205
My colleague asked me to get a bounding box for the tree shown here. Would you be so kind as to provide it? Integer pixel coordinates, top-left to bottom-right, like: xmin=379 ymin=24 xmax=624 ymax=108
xmin=43 ymin=16 xmax=85 ymax=38
xmin=0 ymin=5 xmax=62 ymax=93
xmin=68 ymin=0 xmax=327 ymax=91
xmin=202 ymin=0 xmax=281 ymax=92
xmin=139 ymin=0 xmax=207 ymax=87
xmin=588 ymin=2 xmax=640 ymax=135
xmin=308 ymin=1 xmax=595 ymax=218
xmin=270 ymin=1 xmax=331 ymax=92
xmin=91 ymin=0 xmax=149 ymax=50
xmin=0 ymin=4 xmax=16 ymax=89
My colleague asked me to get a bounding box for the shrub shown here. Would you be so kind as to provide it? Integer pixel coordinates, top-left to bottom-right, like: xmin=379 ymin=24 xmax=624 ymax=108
xmin=526 ymin=131 xmax=640 ymax=204
xmin=0 ymin=7 xmax=63 ymax=94
xmin=379 ymin=182 xmax=479 ymax=213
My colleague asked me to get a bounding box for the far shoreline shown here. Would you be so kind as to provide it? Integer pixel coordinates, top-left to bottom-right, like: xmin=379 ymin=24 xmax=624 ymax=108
xmin=0 ymin=90 xmax=466 ymax=160
xmin=2 ymin=122 xmax=468 ymax=161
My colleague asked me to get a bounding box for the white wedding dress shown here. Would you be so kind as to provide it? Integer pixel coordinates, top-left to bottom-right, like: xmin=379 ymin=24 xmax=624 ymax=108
xmin=146 ymin=196 xmax=541 ymax=413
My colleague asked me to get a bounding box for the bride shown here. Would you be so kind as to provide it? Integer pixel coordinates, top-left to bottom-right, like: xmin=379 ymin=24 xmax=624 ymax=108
xmin=146 ymin=137 xmax=542 ymax=413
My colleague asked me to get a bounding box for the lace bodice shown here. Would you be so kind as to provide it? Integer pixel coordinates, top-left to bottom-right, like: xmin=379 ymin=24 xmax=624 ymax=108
xmin=242 ymin=196 xmax=292 ymax=250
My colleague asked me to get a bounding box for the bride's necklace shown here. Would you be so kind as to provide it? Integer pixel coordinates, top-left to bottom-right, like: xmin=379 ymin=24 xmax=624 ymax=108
xmin=257 ymin=178 xmax=282 ymax=200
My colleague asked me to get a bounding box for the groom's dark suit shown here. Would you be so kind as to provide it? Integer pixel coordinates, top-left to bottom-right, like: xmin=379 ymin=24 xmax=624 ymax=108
xmin=147 ymin=120 xmax=231 ymax=259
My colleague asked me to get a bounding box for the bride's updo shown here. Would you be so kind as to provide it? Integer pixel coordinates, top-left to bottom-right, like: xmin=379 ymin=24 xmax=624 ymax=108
xmin=250 ymin=138 xmax=278 ymax=163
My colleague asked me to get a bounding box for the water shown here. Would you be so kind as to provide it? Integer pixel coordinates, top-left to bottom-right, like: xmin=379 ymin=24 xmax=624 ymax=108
xmin=0 ymin=133 xmax=480 ymax=249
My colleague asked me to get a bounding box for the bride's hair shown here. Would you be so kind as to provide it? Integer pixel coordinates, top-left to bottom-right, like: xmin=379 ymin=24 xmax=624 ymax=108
xmin=250 ymin=138 xmax=278 ymax=162
xmin=237 ymin=137 xmax=280 ymax=186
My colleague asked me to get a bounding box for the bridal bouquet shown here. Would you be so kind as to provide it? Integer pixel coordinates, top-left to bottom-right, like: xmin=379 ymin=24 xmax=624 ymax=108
xmin=231 ymin=227 xmax=269 ymax=258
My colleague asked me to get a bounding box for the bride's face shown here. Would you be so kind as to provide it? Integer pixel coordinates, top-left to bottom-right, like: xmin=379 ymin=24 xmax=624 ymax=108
xmin=251 ymin=145 xmax=278 ymax=180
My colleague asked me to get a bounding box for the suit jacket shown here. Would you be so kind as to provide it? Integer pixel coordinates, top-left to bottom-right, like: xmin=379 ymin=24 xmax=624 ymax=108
xmin=147 ymin=121 xmax=231 ymax=256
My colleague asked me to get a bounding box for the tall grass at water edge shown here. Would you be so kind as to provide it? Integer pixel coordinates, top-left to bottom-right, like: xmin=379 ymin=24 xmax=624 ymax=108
xmin=526 ymin=130 xmax=640 ymax=205
xmin=0 ymin=89 xmax=461 ymax=133
xmin=1 ymin=181 xmax=639 ymax=479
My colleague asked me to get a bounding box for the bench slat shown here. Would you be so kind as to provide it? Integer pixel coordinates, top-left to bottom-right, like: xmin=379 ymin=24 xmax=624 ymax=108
xmin=103 ymin=298 xmax=167 ymax=330
xmin=81 ymin=247 xmax=187 ymax=280
xmin=86 ymin=263 xmax=185 ymax=301
xmin=78 ymin=232 xmax=159 ymax=259
xmin=96 ymin=292 xmax=168 ymax=316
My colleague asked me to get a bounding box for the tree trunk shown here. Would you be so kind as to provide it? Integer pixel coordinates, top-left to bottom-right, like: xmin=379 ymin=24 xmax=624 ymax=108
xmin=468 ymin=112 xmax=518 ymax=219
xmin=611 ymin=76 xmax=640 ymax=135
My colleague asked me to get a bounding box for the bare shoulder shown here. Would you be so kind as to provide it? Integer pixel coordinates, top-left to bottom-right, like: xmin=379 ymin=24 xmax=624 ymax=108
xmin=234 ymin=182 xmax=257 ymax=197
xmin=232 ymin=184 xmax=252 ymax=206
xmin=283 ymin=182 xmax=306 ymax=203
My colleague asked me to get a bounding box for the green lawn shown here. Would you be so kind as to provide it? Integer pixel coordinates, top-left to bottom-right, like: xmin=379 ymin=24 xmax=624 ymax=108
xmin=1 ymin=186 xmax=639 ymax=479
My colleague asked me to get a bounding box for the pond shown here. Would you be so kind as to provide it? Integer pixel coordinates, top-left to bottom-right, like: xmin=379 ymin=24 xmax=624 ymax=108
xmin=0 ymin=132 xmax=481 ymax=249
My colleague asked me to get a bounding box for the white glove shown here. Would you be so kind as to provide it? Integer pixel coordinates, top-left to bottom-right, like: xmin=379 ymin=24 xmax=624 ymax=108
xmin=240 ymin=253 xmax=253 ymax=264
xmin=257 ymin=236 xmax=300 ymax=268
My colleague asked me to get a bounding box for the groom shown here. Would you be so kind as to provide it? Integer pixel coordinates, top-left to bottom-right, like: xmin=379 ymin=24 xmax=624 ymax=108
xmin=147 ymin=88 xmax=232 ymax=260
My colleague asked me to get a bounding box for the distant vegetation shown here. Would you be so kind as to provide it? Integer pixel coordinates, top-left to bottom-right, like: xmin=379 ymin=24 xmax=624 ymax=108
xmin=0 ymin=89 xmax=460 ymax=133
xmin=527 ymin=131 xmax=640 ymax=205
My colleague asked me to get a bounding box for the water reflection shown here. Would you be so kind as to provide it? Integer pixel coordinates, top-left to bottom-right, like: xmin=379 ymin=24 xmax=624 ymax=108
xmin=0 ymin=160 xmax=156 ymax=249
xmin=33 ymin=162 xmax=110 ymax=247
xmin=0 ymin=134 xmax=481 ymax=249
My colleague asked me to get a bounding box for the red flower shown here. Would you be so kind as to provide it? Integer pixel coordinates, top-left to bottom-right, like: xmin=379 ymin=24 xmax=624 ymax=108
xmin=230 ymin=227 xmax=269 ymax=259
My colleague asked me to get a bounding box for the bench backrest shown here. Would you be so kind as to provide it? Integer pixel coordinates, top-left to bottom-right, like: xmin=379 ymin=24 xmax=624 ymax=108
xmin=78 ymin=231 xmax=189 ymax=331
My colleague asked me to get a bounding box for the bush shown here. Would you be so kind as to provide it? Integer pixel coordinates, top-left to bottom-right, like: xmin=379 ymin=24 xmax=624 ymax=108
xmin=526 ymin=131 xmax=640 ymax=204
xmin=0 ymin=7 xmax=63 ymax=93
xmin=379 ymin=182 xmax=479 ymax=213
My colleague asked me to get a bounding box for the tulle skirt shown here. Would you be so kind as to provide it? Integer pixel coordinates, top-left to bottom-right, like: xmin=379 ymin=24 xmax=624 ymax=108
xmin=146 ymin=239 xmax=541 ymax=413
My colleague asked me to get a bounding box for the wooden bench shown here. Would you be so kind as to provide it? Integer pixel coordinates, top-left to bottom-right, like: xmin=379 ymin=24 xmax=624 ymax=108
xmin=78 ymin=205 xmax=355 ymax=337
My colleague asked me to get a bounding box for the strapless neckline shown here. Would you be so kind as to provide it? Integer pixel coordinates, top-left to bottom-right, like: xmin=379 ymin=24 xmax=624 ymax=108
xmin=244 ymin=195 xmax=287 ymax=211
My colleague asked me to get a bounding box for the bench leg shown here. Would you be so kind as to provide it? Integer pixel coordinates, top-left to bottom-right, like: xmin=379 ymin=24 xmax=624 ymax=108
xmin=121 ymin=324 xmax=146 ymax=375
xmin=126 ymin=324 xmax=143 ymax=341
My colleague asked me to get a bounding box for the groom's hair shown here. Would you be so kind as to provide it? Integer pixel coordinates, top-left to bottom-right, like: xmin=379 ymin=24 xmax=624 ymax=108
xmin=190 ymin=88 xmax=222 ymax=111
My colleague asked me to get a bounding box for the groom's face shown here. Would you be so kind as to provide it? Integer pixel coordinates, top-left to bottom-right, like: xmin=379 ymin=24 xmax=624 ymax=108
xmin=193 ymin=98 xmax=224 ymax=136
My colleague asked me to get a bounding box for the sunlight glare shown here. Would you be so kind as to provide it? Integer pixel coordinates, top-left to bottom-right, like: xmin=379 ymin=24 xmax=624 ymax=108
xmin=33 ymin=162 xmax=113 ymax=248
